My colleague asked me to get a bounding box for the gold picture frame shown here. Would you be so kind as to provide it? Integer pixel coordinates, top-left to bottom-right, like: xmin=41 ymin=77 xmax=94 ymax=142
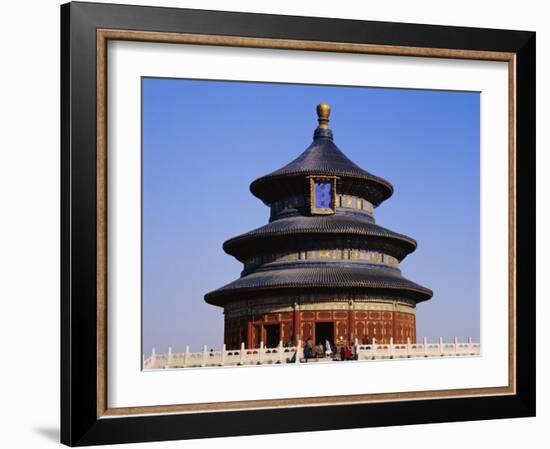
xmin=96 ymin=27 xmax=516 ymax=418
xmin=309 ymin=176 xmax=338 ymax=215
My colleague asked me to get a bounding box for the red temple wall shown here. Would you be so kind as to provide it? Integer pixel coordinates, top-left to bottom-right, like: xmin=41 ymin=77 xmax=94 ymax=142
xmin=224 ymin=309 xmax=416 ymax=349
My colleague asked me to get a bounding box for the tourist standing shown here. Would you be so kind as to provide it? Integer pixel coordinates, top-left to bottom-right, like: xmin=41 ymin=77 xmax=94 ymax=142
xmin=325 ymin=339 xmax=332 ymax=357
xmin=304 ymin=336 xmax=314 ymax=360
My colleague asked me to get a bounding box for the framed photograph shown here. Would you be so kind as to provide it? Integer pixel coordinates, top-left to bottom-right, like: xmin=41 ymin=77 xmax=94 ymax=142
xmin=60 ymin=1 xmax=535 ymax=446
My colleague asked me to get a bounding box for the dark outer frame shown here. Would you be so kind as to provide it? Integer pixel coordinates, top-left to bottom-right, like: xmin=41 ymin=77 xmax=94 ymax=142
xmin=61 ymin=1 xmax=535 ymax=446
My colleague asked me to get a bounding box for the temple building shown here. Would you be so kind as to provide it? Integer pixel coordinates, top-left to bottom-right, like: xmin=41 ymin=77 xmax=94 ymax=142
xmin=205 ymin=104 xmax=433 ymax=350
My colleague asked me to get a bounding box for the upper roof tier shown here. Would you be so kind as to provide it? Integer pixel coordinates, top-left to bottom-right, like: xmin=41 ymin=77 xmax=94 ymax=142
xmin=250 ymin=103 xmax=394 ymax=206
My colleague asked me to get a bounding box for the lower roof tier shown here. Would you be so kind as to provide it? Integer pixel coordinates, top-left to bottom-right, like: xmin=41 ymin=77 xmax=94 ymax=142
xmin=204 ymin=264 xmax=433 ymax=307
xmin=223 ymin=215 xmax=418 ymax=262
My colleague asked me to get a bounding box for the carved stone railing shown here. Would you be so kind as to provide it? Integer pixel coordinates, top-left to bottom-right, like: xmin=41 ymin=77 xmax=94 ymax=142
xmin=143 ymin=337 xmax=480 ymax=370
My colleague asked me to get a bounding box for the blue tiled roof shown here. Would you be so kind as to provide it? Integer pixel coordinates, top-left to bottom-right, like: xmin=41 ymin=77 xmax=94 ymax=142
xmin=205 ymin=264 xmax=433 ymax=306
xmin=223 ymin=215 xmax=417 ymax=261
xmin=250 ymin=136 xmax=393 ymax=205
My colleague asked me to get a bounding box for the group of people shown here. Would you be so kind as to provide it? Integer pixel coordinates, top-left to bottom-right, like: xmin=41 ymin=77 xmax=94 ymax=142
xmin=302 ymin=337 xmax=357 ymax=362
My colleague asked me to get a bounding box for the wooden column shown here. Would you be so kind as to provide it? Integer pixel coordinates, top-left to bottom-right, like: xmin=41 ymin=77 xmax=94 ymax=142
xmin=348 ymin=300 xmax=355 ymax=341
xmin=246 ymin=301 xmax=253 ymax=349
xmin=223 ymin=318 xmax=228 ymax=346
xmin=293 ymin=302 xmax=301 ymax=344
xmin=260 ymin=323 xmax=265 ymax=346
xmin=392 ymin=301 xmax=398 ymax=343
xmin=412 ymin=315 xmax=416 ymax=344
xmin=246 ymin=320 xmax=253 ymax=349
xmin=240 ymin=319 xmax=247 ymax=348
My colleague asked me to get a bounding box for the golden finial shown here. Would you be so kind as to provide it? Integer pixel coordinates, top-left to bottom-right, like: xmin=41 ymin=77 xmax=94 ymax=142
xmin=316 ymin=103 xmax=331 ymax=129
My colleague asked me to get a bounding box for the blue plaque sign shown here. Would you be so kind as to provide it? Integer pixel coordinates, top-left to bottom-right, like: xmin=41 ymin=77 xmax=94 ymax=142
xmin=315 ymin=182 xmax=332 ymax=209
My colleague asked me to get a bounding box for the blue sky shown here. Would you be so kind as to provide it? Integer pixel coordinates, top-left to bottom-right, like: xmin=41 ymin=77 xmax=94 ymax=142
xmin=142 ymin=78 xmax=480 ymax=354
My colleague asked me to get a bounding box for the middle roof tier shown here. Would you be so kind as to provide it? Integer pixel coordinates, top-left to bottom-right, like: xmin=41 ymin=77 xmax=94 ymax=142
xmin=223 ymin=214 xmax=418 ymax=262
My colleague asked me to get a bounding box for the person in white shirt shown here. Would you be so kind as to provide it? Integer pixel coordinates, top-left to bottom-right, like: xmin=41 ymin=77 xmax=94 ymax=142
xmin=325 ymin=339 xmax=332 ymax=357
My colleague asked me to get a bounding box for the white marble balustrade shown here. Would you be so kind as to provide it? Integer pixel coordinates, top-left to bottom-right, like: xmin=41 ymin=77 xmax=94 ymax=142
xmin=143 ymin=337 xmax=480 ymax=370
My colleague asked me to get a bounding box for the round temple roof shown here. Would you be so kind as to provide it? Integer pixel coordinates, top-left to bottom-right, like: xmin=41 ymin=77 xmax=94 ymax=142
xmin=250 ymin=104 xmax=393 ymax=205
xmin=204 ymin=264 xmax=433 ymax=306
xmin=223 ymin=215 xmax=417 ymax=262
xmin=204 ymin=103 xmax=432 ymax=309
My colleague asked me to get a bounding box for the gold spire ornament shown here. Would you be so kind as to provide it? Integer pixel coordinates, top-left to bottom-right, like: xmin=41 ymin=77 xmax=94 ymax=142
xmin=316 ymin=103 xmax=331 ymax=129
